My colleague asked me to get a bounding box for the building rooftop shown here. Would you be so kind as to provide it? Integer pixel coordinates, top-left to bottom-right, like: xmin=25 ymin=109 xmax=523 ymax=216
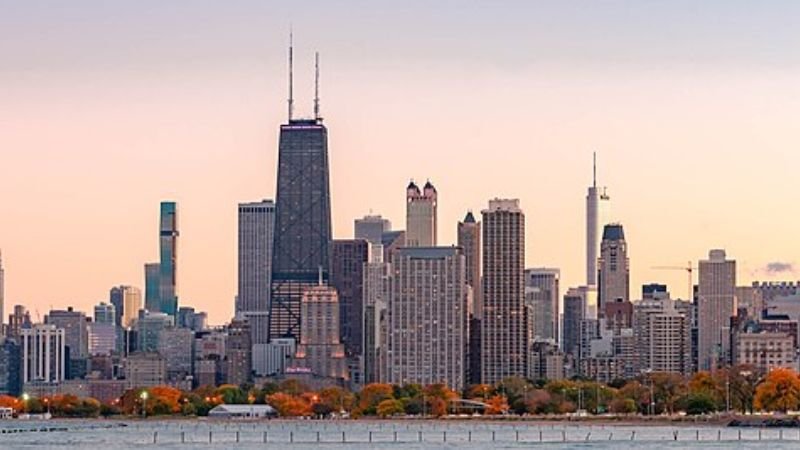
xmin=602 ymin=224 xmax=625 ymax=241
xmin=397 ymin=246 xmax=459 ymax=259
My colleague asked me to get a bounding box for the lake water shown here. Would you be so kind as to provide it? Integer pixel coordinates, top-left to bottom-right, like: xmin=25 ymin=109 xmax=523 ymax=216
xmin=1 ymin=419 xmax=799 ymax=449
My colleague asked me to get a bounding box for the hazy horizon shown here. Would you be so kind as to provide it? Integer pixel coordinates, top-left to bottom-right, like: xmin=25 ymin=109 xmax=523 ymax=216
xmin=2 ymin=1 xmax=800 ymax=323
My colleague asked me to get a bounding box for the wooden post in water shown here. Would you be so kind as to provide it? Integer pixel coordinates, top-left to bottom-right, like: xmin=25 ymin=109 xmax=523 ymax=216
xmin=696 ymin=430 xmax=700 ymax=441
xmin=443 ymin=431 xmax=446 ymax=442
xmin=418 ymin=431 xmax=423 ymax=442
xmin=342 ymin=431 xmax=346 ymax=443
xmin=208 ymin=431 xmax=212 ymax=444
xmin=290 ymin=431 xmax=294 ymax=443
xmin=717 ymin=430 xmax=721 ymax=441
xmin=236 ymin=431 xmax=240 ymax=443
xmin=393 ymin=431 xmax=397 ymax=442
xmin=515 ymin=430 xmax=519 ymax=442
xmin=562 ymin=430 xmax=566 ymax=442
xmin=153 ymin=431 xmax=157 ymax=444
xmin=631 ymin=431 xmax=635 ymax=441
xmin=468 ymin=431 xmax=472 ymax=442
xmin=263 ymin=431 xmax=267 ymax=443
xmin=317 ymin=431 xmax=320 ymax=442
xmin=181 ymin=431 xmax=185 ymax=443
xmin=539 ymin=430 xmax=543 ymax=442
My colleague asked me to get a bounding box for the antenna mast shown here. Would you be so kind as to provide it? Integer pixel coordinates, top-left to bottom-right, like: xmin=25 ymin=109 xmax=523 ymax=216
xmin=314 ymin=52 xmax=320 ymax=120
xmin=287 ymin=28 xmax=294 ymax=121
xmin=593 ymin=151 xmax=597 ymax=188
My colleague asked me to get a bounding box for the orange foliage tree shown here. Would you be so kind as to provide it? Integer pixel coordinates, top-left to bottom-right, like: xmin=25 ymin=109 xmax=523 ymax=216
xmin=356 ymin=383 xmax=394 ymax=415
xmin=0 ymin=395 xmax=19 ymax=410
xmin=485 ymin=394 xmax=509 ymax=415
xmin=267 ymin=392 xmax=312 ymax=417
xmin=754 ymin=368 xmax=800 ymax=412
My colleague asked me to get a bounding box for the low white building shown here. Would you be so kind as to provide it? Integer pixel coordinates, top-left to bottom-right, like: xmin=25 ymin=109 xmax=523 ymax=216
xmin=208 ymin=404 xmax=277 ymax=419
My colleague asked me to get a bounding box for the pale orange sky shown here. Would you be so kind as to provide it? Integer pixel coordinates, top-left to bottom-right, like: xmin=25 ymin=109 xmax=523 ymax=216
xmin=2 ymin=2 xmax=799 ymax=324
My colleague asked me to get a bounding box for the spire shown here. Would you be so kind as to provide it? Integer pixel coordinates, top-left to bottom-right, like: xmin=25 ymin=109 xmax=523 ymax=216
xmin=314 ymin=51 xmax=320 ymax=120
xmin=287 ymin=27 xmax=294 ymax=121
xmin=593 ymin=151 xmax=597 ymax=188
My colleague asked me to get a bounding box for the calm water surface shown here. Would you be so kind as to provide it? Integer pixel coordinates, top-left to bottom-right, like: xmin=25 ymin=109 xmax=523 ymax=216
xmin=1 ymin=419 xmax=797 ymax=449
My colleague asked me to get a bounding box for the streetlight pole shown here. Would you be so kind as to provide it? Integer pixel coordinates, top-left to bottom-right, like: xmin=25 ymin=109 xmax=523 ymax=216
xmin=140 ymin=391 xmax=149 ymax=419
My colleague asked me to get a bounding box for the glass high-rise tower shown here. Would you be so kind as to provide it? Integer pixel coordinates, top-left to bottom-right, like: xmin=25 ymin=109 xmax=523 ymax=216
xmin=270 ymin=118 xmax=332 ymax=340
xmin=158 ymin=202 xmax=179 ymax=316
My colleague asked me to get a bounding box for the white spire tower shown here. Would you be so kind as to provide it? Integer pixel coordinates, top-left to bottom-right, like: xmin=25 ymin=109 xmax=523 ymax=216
xmin=586 ymin=152 xmax=610 ymax=288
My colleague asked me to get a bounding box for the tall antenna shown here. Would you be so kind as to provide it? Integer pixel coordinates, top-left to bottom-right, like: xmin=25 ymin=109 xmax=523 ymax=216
xmin=593 ymin=151 xmax=597 ymax=188
xmin=313 ymin=51 xmax=320 ymax=120
xmin=287 ymin=27 xmax=294 ymax=121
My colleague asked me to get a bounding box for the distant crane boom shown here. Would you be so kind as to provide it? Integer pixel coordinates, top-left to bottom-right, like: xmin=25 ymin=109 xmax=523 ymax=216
xmin=652 ymin=261 xmax=696 ymax=301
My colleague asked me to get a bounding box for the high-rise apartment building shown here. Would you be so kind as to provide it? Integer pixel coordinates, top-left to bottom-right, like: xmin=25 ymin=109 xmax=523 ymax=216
xmin=135 ymin=311 xmax=173 ymax=352
xmin=237 ymin=200 xmax=275 ymax=345
xmin=633 ymin=296 xmax=692 ymax=375
xmin=270 ymin=115 xmax=332 ymax=341
xmin=363 ymin=243 xmax=390 ymax=384
xmin=158 ymin=201 xmax=179 ymax=316
xmin=597 ymin=224 xmax=629 ymax=318
xmin=481 ymin=199 xmax=526 ymax=384
xmin=354 ymin=214 xmax=391 ymax=245
xmin=329 ymin=239 xmax=369 ymax=358
xmin=293 ymin=285 xmax=347 ymax=380
xmin=525 ymin=268 xmax=560 ymax=343
xmin=405 ymin=181 xmax=437 ymax=247
xmin=586 ymin=153 xmax=610 ymax=287
xmin=562 ymin=288 xmax=587 ymax=357
xmin=458 ymin=212 xmax=482 ymax=319
xmin=383 ymin=247 xmax=467 ymax=390
xmin=21 ymin=324 xmax=66 ymax=384
xmin=697 ymin=249 xmax=736 ymax=371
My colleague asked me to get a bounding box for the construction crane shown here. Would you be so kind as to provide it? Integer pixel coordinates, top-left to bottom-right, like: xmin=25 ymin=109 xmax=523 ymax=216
xmin=652 ymin=261 xmax=696 ymax=301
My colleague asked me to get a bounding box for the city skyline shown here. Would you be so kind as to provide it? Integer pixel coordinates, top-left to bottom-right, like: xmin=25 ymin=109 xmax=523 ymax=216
xmin=3 ymin=2 xmax=800 ymax=324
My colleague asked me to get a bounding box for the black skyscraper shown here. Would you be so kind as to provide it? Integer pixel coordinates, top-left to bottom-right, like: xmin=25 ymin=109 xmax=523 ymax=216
xmin=270 ymin=118 xmax=333 ymax=340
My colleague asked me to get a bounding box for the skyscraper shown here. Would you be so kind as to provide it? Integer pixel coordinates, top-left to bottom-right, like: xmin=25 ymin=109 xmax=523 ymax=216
xmin=697 ymin=249 xmax=736 ymax=371
xmin=597 ymin=223 xmax=630 ymax=318
xmin=270 ymin=124 xmax=332 ymax=340
xmin=354 ymin=214 xmax=391 ymax=245
xmin=0 ymin=250 xmax=4 ymax=330
xmin=158 ymin=201 xmax=179 ymax=316
xmin=329 ymin=239 xmax=369 ymax=358
xmin=586 ymin=153 xmax=610 ymax=287
xmin=562 ymin=288 xmax=586 ymax=357
xmin=293 ymin=285 xmax=347 ymax=380
xmin=458 ymin=212 xmax=482 ymax=319
xmin=525 ymin=268 xmax=560 ymax=343
xmin=237 ymin=200 xmax=276 ymax=345
xmin=405 ymin=181 xmax=437 ymax=247
xmin=383 ymin=247 xmax=467 ymax=390
xmin=144 ymin=263 xmax=160 ymax=312
xmin=363 ymin=243 xmax=390 ymax=384
xmin=110 ymin=285 xmax=142 ymax=329
xmin=481 ymin=199 xmax=526 ymax=384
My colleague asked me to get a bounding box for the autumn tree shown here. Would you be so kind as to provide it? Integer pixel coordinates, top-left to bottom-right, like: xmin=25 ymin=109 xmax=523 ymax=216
xmin=215 ymin=385 xmax=247 ymax=404
xmin=319 ymin=386 xmax=355 ymax=413
xmin=754 ymin=368 xmax=800 ymax=412
xmin=688 ymin=371 xmax=723 ymax=411
xmin=267 ymin=392 xmax=312 ymax=417
xmin=465 ymin=384 xmax=493 ymax=401
xmin=485 ymin=394 xmax=509 ymax=415
xmin=376 ymin=399 xmax=404 ymax=417
xmin=0 ymin=395 xmax=19 ymax=410
xmin=356 ymin=383 xmax=394 ymax=416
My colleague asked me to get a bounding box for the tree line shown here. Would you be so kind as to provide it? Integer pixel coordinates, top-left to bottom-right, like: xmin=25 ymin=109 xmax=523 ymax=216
xmin=2 ymin=365 xmax=799 ymax=419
